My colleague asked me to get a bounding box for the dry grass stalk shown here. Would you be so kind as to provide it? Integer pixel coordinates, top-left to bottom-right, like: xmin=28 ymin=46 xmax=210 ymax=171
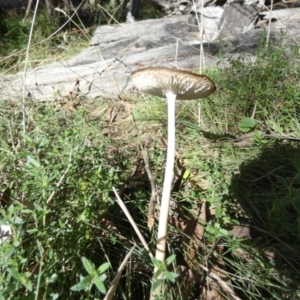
xmin=104 ymin=245 xmax=136 ymax=300
xmin=112 ymin=187 xmax=153 ymax=257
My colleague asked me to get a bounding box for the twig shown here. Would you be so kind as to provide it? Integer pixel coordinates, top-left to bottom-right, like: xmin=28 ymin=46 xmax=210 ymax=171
xmin=35 ymin=239 xmax=43 ymax=300
xmin=46 ymin=151 xmax=73 ymax=204
xmin=216 ymin=131 xmax=300 ymax=145
xmin=112 ymin=187 xmax=153 ymax=257
xmin=265 ymin=0 xmax=273 ymax=47
xmin=198 ymin=264 xmax=242 ymax=300
xmin=263 ymin=133 xmax=300 ymax=141
xmin=24 ymin=0 xmax=33 ymax=21
xmin=130 ymin=114 xmax=158 ymax=230
xmin=232 ymin=132 xmax=300 ymax=143
xmin=250 ymin=101 xmax=257 ymax=119
xmin=22 ymin=0 xmax=39 ymax=136
xmin=239 ymin=164 xmax=289 ymax=183
xmin=104 ymin=245 xmax=136 ymax=300
xmin=199 ymin=0 xmax=205 ymax=72
xmin=190 ymin=0 xmax=206 ymax=127
xmin=142 ymin=147 xmax=158 ymax=230
xmin=54 ymin=3 xmax=91 ymax=41
xmin=203 ymin=237 xmax=222 ymax=264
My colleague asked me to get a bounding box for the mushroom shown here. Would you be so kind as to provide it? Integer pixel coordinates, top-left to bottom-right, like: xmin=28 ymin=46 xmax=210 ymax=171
xmin=131 ymin=67 xmax=216 ymax=268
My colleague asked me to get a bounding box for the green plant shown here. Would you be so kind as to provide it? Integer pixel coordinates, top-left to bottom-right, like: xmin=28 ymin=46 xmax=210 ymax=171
xmin=238 ymin=117 xmax=256 ymax=133
xmin=71 ymin=258 xmax=109 ymax=294
xmin=0 ymin=103 xmax=132 ymax=299
xmin=1 ymin=32 xmax=300 ymax=300
xmin=151 ymin=254 xmax=179 ymax=299
xmin=0 ymin=8 xmax=89 ymax=73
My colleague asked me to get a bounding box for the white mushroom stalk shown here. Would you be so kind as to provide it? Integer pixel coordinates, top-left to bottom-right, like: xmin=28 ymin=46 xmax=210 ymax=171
xmin=156 ymin=90 xmax=176 ymax=263
xmin=131 ymin=67 xmax=216 ymax=285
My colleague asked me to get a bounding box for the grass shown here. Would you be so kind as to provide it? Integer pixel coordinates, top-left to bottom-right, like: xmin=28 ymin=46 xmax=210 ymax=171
xmin=0 ymin=9 xmax=89 ymax=73
xmin=1 ymin=10 xmax=300 ymax=299
xmin=0 ymin=101 xmax=150 ymax=299
xmin=0 ymin=0 xmax=160 ymax=74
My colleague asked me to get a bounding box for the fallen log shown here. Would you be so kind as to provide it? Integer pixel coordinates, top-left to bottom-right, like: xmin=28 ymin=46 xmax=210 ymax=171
xmin=0 ymin=9 xmax=299 ymax=102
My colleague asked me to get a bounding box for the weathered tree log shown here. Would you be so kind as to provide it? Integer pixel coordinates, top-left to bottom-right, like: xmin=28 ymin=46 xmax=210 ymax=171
xmin=0 ymin=10 xmax=299 ymax=102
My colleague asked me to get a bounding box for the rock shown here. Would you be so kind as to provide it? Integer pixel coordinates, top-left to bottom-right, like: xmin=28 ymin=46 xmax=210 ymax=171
xmin=189 ymin=0 xmax=264 ymax=41
xmin=189 ymin=6 xmax=224 ymax=41
xmin=228 ymin=0 xmax=264 ymax=6
xmin=260 ymin=7 xmax=300 ymax=22
xmin=0 ymin=225 xmax=12 ymax=244
xmin=218 ymin=0 xmax=260 ymax=39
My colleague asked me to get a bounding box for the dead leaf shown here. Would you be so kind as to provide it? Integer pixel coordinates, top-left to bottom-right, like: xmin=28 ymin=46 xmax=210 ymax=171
xmin=106 ymin=105 xmax=119 ymax=124
xmin=63 ymin=100 xmax=79 ymax=113
xmin=202 ymin=260 xmax=233 ymax=300
xmin=89 ymin=108 xmax=102 ymax=121
xmin=100 ymin=128 xmax=112 ymax=136
xmin=229 ymin=224 xmax=252 ymax=239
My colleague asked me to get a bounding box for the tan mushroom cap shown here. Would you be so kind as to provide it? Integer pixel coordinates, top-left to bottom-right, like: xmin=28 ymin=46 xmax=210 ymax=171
xmin=131 ymin=67 xmax=216 ymax=100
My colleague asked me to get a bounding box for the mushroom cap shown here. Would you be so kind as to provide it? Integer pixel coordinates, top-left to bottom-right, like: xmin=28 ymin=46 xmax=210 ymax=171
xmin=131 ymin=67 xmax=216 ymax=100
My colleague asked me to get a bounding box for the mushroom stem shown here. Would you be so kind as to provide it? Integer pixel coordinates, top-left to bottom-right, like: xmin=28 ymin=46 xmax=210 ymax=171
xmin=154 ymin=91 xmax=176 ymax=268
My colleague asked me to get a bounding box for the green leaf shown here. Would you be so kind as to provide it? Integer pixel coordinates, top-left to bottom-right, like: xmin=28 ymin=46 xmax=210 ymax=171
xmin=170 ymin=272 xmax=179 ymax=279
xmin=292 ymin=190 xmax=300 ymax=213
xmin=153 ymin=268 xmax=163 ymax=280
xmin=276 ymin=175 xmax=289 ymax=188
xmin=21 ymin=133 xmax=33 ymax=144
xmin=97 ymin=262 xmax=110 ymax=274
xmin=151 ymin=257 xmax=163 ymax=269
xmin=12 ymin=216 xmax=23 ymax=224
xmin=215 ymin=206 xmax=222 ymax=218
xmin=164 ymin=271 xmax=177 ymax=283
xmin=13 ymin=241 xmax=20 ymax=247
xmin=50 ymin=293 xmax=59 ymax=300
xmin=183 ymin=168 xmax=191 ymax=180
xmin=94 ymin=276 xmax=106 ymax=294
xmin=151 ymin=279 xmax=162 ymax=293
xmin=70 ymin=275 xmax=93 ymax=291
xmin=10 ymin=269 xmax=21 ymax=280
xmin=16 ymin=152 xmax=34 ymax=158
xmin=218 ymin=228 xmax=229 ymax=236
xmin=99 ymin=274 xmax=107 ymax=282
xmin=238 ymin=117 xmax=256 ymax=133
xmin=133 ymin=108 xmax=144 ymax=119
xmin=231 ymin=219 xmax=240 ymax=225
xmin=294 ymin=155 xmax=300 ymax=171
xmin=165 ymin=254 xmax=176 ymax=266
xmin=26 ymin=156 xmax=40 ymax=168
xmin=82 ymin=257 xmax=96 ymax=275
xmin=23 ymin=279 xmax=33 ymax=291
